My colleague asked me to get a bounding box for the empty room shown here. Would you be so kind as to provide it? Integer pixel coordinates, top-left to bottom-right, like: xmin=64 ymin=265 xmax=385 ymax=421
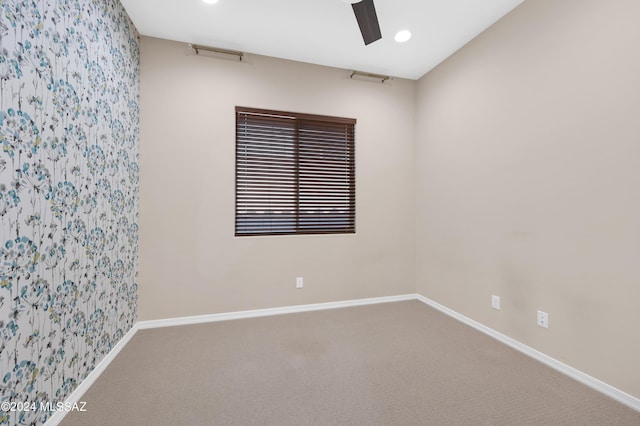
xmin=1 ymin=0 xmax=639 ymax=424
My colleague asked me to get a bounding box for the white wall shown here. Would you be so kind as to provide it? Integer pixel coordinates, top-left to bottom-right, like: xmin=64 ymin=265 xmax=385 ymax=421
xmin=139 ymin=37 xmax=416 ymax=320
xmin=416 ymin=0 xmax=640 ymax=399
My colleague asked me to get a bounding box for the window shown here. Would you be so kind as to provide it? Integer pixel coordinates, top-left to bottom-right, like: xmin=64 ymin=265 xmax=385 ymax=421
xmin=235 ymin=107 xmax=356 ymax=236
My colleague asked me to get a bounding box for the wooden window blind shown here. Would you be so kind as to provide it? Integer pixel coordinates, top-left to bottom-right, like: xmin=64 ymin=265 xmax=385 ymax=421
xmin=235 ymin=107 xmax=356 ymax=236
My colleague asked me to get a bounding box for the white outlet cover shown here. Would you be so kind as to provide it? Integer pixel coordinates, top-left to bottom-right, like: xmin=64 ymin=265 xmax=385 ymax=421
xmin=491 ymin=295 xmax=500 ymax=310
xmin=296 ymin=277 xmax=303 ymax=288
xmin=537 ymin=310 xmax=549 ymax=328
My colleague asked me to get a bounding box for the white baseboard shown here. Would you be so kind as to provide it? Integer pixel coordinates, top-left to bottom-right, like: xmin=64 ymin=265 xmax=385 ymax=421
xmin=44 ymin=323 xmax=140 ymax=426
xmin=47 ymin=292 xmax=639 ymax=426
xmin=45 ymin=294 xmax=413 ymax=425
xmin=137 ymin=294 xmax=417 ymax=329
xmin=415 ymin=294 xmax=640 ymax=413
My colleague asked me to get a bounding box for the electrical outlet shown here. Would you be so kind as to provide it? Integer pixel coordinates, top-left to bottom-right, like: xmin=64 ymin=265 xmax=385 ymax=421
xmin=537 ymin=310 xmax=549 ymax=328
xmin=491 ymin=295 xmax=500 ymax=310
xmin=296 ymin=277 xmax=303 ymax=289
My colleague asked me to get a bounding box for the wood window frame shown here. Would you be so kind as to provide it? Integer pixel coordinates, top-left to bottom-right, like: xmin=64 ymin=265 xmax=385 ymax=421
xmin=235 ymin=106 xmax=356 ymax=236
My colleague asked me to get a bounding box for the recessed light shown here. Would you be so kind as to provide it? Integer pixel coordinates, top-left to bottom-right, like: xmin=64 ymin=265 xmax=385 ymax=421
xmin=202 ymin=0 xmax=218 ymax=4
xmin=394 ymin=30 xmax=411 ymax=43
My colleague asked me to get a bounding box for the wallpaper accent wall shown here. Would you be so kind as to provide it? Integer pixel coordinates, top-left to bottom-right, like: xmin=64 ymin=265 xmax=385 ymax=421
xmin=0 ymin=1 xmax=139 ymax=424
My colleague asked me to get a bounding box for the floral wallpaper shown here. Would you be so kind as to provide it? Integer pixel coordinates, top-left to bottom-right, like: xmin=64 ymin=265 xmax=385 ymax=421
xmin=0 ymin=0 xmax=139 ymax=424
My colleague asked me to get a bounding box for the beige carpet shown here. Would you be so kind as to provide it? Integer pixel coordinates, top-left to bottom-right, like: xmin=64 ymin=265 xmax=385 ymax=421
xmin=62 ymin=300 xmax=640 ymax=425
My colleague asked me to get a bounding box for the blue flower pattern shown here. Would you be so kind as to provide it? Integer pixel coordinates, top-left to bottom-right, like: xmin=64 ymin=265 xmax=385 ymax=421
xmin=0 ymin=0 xmax=139 ymax=424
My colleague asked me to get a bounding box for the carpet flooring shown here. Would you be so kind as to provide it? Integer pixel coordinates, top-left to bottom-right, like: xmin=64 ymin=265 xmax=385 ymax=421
xmin=62 ymin=300 xmax=640 ymax=425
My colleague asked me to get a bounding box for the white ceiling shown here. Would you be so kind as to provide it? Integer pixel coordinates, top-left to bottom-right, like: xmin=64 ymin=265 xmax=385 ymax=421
xmin=120 ymin=0 xmax=525 ymax=80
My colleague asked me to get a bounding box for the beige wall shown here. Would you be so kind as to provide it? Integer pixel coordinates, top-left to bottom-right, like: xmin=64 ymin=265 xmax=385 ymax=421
xmin=139 ymin=37 xmax=417 ymax=320
xmin=416 ymin=0 xmax=640 ymax=398
xmin=140 ymin=0 xmax=640 ymax=401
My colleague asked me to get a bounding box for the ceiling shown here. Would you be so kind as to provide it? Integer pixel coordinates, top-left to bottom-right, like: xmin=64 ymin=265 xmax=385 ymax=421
xmin=120 ymin=0 xmax=525 ymax=80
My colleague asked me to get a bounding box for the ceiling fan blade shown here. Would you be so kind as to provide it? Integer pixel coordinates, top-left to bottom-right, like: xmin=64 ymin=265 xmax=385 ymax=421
xmin=352 ymin=0 xmax=382 ymax=45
